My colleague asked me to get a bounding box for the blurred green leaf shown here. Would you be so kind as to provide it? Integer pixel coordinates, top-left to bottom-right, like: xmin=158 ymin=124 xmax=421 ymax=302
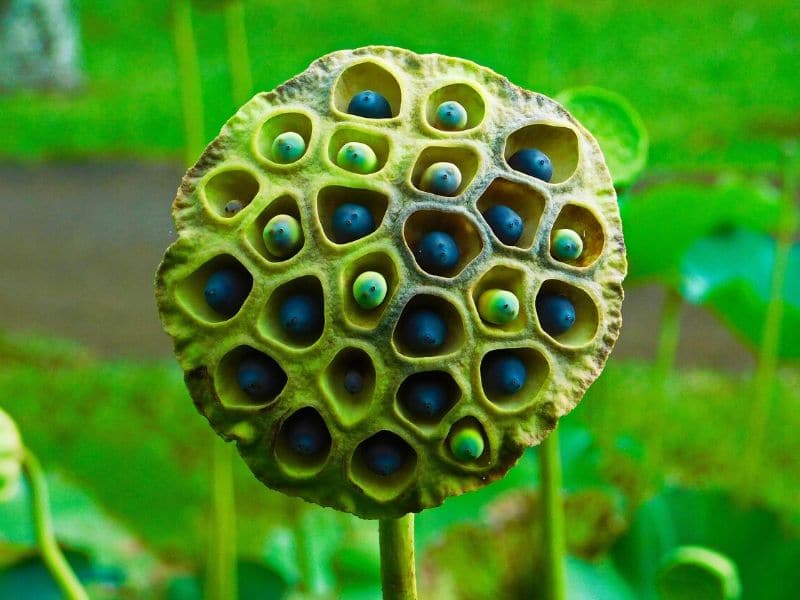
xmin=622 ymin=178 xmax=783 ymax=285
xmin=656 ymin=546 xmax=741 ymax=600
xmin=566 ymin=557 xmax=636 ymax=600
xmin=558 ymin=86 xmax=648 ymax=188
xmin=680 ymin=229 xmax=800 ymax=358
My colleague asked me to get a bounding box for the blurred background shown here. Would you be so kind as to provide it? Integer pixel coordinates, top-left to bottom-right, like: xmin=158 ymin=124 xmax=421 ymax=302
xmin=0 ymin=0 xmax=797 ymax=598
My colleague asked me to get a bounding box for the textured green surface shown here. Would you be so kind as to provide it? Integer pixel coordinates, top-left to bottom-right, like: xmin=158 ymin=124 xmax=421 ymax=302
xmin=155 ymin=46 xmax=626 ymax=518
xmin=0 ymin=409 xmax=22 ymax=502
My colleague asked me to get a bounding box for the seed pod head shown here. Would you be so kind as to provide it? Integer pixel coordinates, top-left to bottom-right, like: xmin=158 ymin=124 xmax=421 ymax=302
xmin=0 ymin=408 xmax=22 ymax=502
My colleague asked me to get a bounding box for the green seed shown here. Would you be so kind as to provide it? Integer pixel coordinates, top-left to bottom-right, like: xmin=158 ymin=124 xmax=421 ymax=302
xmin=336 ymin=142 xmax=379 ymax=174
xmin=449 ymin=427 xmax=485 ymax=461
xmin=477 ymin=289 xmax=519 ymax=325
xmin=263 ymin=214 xmax=302 ymax=258
xmin=352 ymin=271 xmax=388 ymax=309
xmin=551 ymin=228 xmax=584 ymax=261
xmin=271 ymin=132 xmax=306 ymax=164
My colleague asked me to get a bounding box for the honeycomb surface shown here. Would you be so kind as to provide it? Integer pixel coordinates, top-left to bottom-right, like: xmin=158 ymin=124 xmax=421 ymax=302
xmin=155 ymin=46 xmax=626 ymax=519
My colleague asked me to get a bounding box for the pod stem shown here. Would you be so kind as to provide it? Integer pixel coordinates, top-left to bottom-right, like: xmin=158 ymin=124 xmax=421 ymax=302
xmin=741 ymin=141 xmax=798 ymax=498
xmin=172 ymin=0 xmax=205 ymax=163
xmin=21 ymin=448 xmax=89 ymax=600
xmin=223 ymin=0 xmax=253 ymax=106
xmin=379 ymin=514 xmax=418 ymax=600
xmin=539 ymin=430 xmax=567 ymax=600
xmin=206 ymin=438 xmax=238 ymax=600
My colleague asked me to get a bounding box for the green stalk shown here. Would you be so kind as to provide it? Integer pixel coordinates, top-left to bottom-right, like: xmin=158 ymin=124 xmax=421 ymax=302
xmin=172 ymin=0 xmax=205 ymax=162
xmin=740 ymin=143 xmax=798 ymax=498
xmin=539 ymin=431 xmax=566 ymax=600
xmin=379 ymin=515 xmax=417 ymax=600
xmin=21 ymin=448 xmax=89 ymax=600
xmin=223 ymin=0 xmax=253 ymax=106
xmin=206 ymin=438 xmax=238 ymax=600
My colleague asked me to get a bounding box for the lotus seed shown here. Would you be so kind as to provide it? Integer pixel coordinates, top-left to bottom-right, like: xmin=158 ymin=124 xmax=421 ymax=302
xmin=331 ymin=203 xmax=376 ymax=243
xmin=508 ymin=148 xmax=553 ymax=182
xmin=336 ymin=142 xmax=379 ymax=174
xmin=344 ymin=368 xmax=364 ymax=394
xmin=450 ymin=427 xmax=485 ymax=461
xmin=416 ymin=231 xmax=460 ymax=275
xmin=420 ymin=162 xmax=462 ymax=196
xmin=536 ymin=293 xmax=576 ymax=336
xmin=347 ymin=90 xmax=392 ymax=119
xmin=478 ymin=289 xmax=520 ymax=325
xmin=263 ymin=214 xmax=302 ymax=258
xmin=271 ymin=131 xmax=306 ymax=164
xmin=401 ymin=375 xmax=449 ymax=420
xmin=363 ymin=435 xmax=406 ymax=476
xmin=482 ymin=351 xmax=527 ymax=395
xmin=353 ymin=271 xmax=388 ymax=309
xmin=435 ymin=100 xmax=468 ymax=130
xmin=203 ymin=267 xmax=251 ymax=318
xmin=237 ymin=355 xmax=286 ymax=401
xmin=280 ymin=294 xmax=323 ymax=339
xmin=484 ymin=204 xmax=523 ymax=245
xmin=551 ymin=228 xmax=584 ymax=261
xmin=401 ymin=307 xmax=447 ymax=352
xmin=224 ymin=200 xmax=243 ymax=216
xmin=285 ymin=413 xmax=329 ymax=456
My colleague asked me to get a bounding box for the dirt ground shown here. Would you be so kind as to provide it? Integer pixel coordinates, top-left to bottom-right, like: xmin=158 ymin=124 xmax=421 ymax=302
xmin=0 ymin=162 xmax=753 ymax=370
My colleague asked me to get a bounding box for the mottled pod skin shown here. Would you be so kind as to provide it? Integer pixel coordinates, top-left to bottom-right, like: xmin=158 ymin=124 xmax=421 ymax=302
xmin=155 ymin=46 xmax=626 ymax=519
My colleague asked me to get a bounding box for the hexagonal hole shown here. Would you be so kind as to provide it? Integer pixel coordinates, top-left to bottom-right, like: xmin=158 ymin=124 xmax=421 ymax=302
xmin=397 ymin=371 xmax=460 ymax=432
xmin=317 ymin=184 xmax=388 ymax=246
xmin=403 ymin=210 xmax=483 ymax=278
xmin=327 ymin=126 xmax=390 ymax=174
xmin=274 ymin=407 xmax=332 ymax=478
xmin=470 ymin=264 xmax=529 ymax=334
xmin=425 ymin=82 xmax=486 ymax=132
xmin=322 ymin=347 xmax=376 ymax=427
xmin=535 ymin=280 xmax=599 ymax=347
xmin=445 ymin=417 xmax=491 ymax=469
xmin=244 ymin=194 xmax=304 ymax=263
xmin=175 ymin=255 xmax=253 ymax=323
xmin=550 ymin=203 xmax=605 ymax=268
xmin=201 ymin=167 xmax=260 ymax=219
xmin=255 ymin=111 xmax=313 ymax=166
xmin=504 ymin=123 xmax=579 ymax=184
xmin=479 ymin=347 xmax=549 ymax=410
xmin=260 ymin=275 xmax=325 ymax=349
xmin=410 ymin=145 xmax=479 ymax=197
xmin=340 ymin=249 xmax=400 ymax=330
xmin=332 ymin=60 xmax=402 ymax=119
xmin=477 ymin=178 xmax=546 ymax=249
xmin=393 ymin=294 xmax=465 ymax=359
xmin=350 ymin=431 xmax=417 ymax=502
xmin=215 ymin=346 xmax=287 ymax=409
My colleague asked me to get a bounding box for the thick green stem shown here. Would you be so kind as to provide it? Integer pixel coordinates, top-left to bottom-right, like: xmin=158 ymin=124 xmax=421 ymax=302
xmin=539 ymin=430 xmax=566 ymax=600
xmin=224 ymin=0 xmax=253 ymax=106
xmin=21 ymin=448 xmax=89 ymax=600
xmin=172 ymin=0 xmax=205 ymax=163
xmin=379 ymin=514 xmax=417 ymax=600
xmin=206 ymin=438 xmax=238 ymax=600
xmin=740 ymin=143 xmax=798 ymax=498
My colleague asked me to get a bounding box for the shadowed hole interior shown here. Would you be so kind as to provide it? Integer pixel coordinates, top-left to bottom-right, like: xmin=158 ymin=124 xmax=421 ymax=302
xmin=245 ymin=194 xmax=304 ymax=263
xmin=274 ymin=407 xmax=332 ymax=477
xmin=425 ymin=82 xmax=486 ymax=132
xmin=550 ymin=203 xmax=606 ymax=267
xmin=327 ymin=126 xmax=390 ymax=173
xmin=350 ymin=430 xmax=417 ymax=502
xmin=479 ymin=347 xmax=549 ymax=410
xmin=333 ymin=60 xmax=402 ymax=118
xmin=317 ymin=185 xmax=388 ymax=246
xmin=175 ymin=254 xmax=253 ymax=323
xmin=260 ymin=275 xmax=325 ymax=349
xmin=322 ymin=347 xmax=376 ymax=427
xmin=256 ymin=111 xmax=313 ymax=164
xmin=403 ymin=210 xmax=483 ymax=278
xmin=535 ymin=280 xmax=599 ymax=347
xmin=477 ymin=178 xmax=546 ymax=249
xmin=202 ymin=168 xmax=260 ymax=219
xmin=393 ymin=293 xmax=465 ymax=358
xmin=410 ymin=145 xmax=479 ymax=196
xmin=397 ymin=370 xmax=460 ymax=429
xmin=504 ymin=123 xmax=579 ymax=184
xmin=215 ymin=345 xmax=287 ymax=409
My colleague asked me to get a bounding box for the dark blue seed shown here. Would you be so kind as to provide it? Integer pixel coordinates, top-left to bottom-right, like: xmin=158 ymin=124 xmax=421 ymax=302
xmin=331 ymin=203 xmax=376 ymax=243
xmin=344 ymin=368 xmax=364 ymax=394
xmin=484 ymin=204 xmax=523 ymax=245
xmin=285 ymin=411 xmax=330 ymax=456
xmin=237 ymin=355 xmax=286 ymax=401
xmin=279 ymin=294 xmax=323 ymax=338
xmin=203 ymin=267 xmax=251 ymax=317
xmin=508 ymin=148 xmax=553 ymax=182
xmin=416 ymin=231 xmax=460 ymax=274
xmin=401 ymin=375 xmax=448 ymax=420
xmin=536 ymin=293 xmax=576 ymax=336
xmin=363 ymin=433 xmax=407 ymax=476
xmin=482 ymin=352 xmax=527 ymax=396
xmin=347 ymin=90 xmax=392 ymax=119
xmin=401 ymin=308 xmax=447 ymax=352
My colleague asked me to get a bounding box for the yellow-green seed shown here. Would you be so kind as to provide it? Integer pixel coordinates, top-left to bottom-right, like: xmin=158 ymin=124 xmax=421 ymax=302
xmin=449 ymin=427 xmax=484 ymax=461
xmin=263 ymin=214 xmax=303 ymax=258
xmin=352 ymin=271 xmax=388 ymax=309
xmin=271 ymin=132 xmax=306 ymax=164
xmin=336 ymin=142 xmax=379 ymax=174
xmin=477 ymin=289 xmax=519 ymax=325
xmin=551 ymin=228 xmax=584 ymax=261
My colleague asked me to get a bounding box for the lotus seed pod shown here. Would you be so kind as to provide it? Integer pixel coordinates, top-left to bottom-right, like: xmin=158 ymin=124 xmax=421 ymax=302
xmin=435 ymin=101 xmax=468 ymax=131
xmin=271 ymin=132 xmax=306 ymax=164
xmin=420 ymin=162 xmax=462 ymax=196
xmin=0 ymin=408 xmax=22 ymax=502
xmin=449 ymin=427 xmax=485 ymax=462
xmin=551 ymin=228 xmax=584 ymax=262
xmin=478 ymin=289 xmax=519 ymax=325
xmin=263 ymin=214 xmax=303 ymax=258
xmin=353 ymin=271 xmax=388 ymax=309
xmin=155 ymin=47 xmax=626 ymax=519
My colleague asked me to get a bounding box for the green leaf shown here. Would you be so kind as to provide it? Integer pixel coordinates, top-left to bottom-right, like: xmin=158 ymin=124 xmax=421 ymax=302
xmin=566 ymin=557 xmax=637 ymax=600
xmin=622 ymin=178 xmax=782 ymax=286
xmin=656 ymin=546 xmax=741 ymax=600
xmin=680 ymin=229 xmax=800 ymax=358
xmin=557 ymin=86 xmax=648 ymax=188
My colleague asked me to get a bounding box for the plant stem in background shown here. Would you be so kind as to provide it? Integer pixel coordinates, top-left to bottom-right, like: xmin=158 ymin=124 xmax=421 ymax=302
xmin=740 ymin=142 xmax=798 ymax=499
xmin=21 ymin=448 xmax=89 ymax=600
xmin=379 ymin=515 xmax=417 ymax=600
xmin=172 ymin=0 xmax=205 ymax=163
xmin=539 ymin=430 xmax=566 ymax=600
xmin=224 ymin=0 xmax=253 ymax=106
xmin=207 ymin=438 xmax=238 ymax=600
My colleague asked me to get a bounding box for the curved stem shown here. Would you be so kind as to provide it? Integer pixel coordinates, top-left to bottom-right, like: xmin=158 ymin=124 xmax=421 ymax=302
xmin=224 ymin=0 xmax=253 ymax=107
xmin=539 ymin=431 xmax=566 ymax=600
xmin=206 ymin=438 xmax=238 ymax=600
xmin=21 ymin=448 xmax=89 ymax=600
xmin=172 ymin=0 xmax=205 ymax=163
xmin=379 ymin=514 xmax=417 ymax=600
